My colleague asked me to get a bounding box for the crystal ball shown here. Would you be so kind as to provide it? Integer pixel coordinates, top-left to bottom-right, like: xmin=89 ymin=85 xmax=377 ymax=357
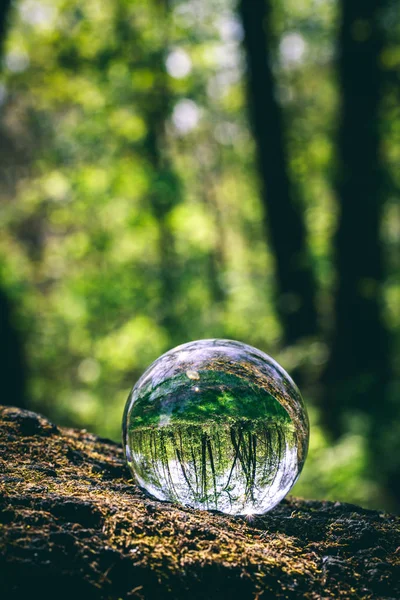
xmin=123 ymin=339 xmax=309 ymax=516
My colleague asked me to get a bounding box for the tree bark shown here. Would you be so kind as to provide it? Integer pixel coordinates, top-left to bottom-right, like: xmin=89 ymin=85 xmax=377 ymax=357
xmin=1 ymin=406 xmax=399 ymax=599
xmin=238 ymin=0 xmax=318 ymax=345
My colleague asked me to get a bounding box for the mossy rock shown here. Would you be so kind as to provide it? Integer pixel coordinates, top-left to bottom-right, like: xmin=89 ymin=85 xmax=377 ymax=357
xmin=0 ymin=405 xmax=399 ymax=599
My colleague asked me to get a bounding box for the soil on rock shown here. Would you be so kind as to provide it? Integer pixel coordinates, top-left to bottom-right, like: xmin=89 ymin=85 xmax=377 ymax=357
xmin=0 ymin=406 xmax=399 ymax=599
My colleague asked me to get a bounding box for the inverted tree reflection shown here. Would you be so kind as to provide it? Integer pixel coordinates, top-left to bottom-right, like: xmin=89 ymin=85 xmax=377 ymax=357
xmin=129 ymin=417 xmax=300 ymax=515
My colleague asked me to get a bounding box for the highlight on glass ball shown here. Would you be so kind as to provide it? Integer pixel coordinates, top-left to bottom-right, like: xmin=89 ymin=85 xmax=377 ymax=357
xmin=122 ymin=339 xmax=309 ymax=516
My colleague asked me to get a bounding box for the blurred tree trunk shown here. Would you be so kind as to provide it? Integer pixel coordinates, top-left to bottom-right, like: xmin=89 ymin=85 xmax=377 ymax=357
xmin=0 ymin=0 xmax=26 ymax=409
xmin=0 ymin=0 xmax=11 ymax=53
xmin=322 ymin=0 xmax=390 ymax=431
xmin=196 ymin=143 xmax=227 ymax=308
xmin=0 ymin=287 xmax=26 ymax=408
xmin=145 ymin=86 xmax=182 ymax=342
xmin=145 ymin=2 xmax=182 ymax=343
xmin=322 ymin=0 xmax=398 ymax=506
xmin=117 ymin=0 xmax=183 ymax=343
xmin=238 ymin=0 xmax=318 ymax=345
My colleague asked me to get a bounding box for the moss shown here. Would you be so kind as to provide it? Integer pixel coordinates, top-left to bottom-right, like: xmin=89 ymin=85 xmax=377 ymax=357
xmin=0 ymin=406 xmax=399 ymax=599
xmin=129 ymin=370 xmax=292 ymax=428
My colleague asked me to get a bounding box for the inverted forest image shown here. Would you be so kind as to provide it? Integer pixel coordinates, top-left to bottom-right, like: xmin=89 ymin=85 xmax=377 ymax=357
xmin=0 ymin=0 xmax=400 ymax=597
xmin=123 ymin=339 xmax=309 ymax=515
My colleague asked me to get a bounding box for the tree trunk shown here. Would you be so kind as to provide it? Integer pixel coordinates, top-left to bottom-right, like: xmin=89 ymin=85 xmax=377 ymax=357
xmin=320 ymin=0 xmax=400 ymax=513
xmin=238 ymin=0 xmax=318 ymax=345
xmin=1 ymin=405 xmax=399 ymax=599
xmin=0 ymin=288 xmax=26 ymax=408
xmin=145 ymin=91 xmax=183 ymax=342
xmin=113 ymin=1 xmax=183 ymax=343
xmin=320 ymin=0 xmax=398 ymax=510
xmin=0 ymin=0 xmax=11 ymax=54
xmin=142 ymin=3 xmax=182 ymax=344
xmin=322 ymin=0 xmax=391 ymax=429
xmin=0 ymin=0 xmax=26 ymax=411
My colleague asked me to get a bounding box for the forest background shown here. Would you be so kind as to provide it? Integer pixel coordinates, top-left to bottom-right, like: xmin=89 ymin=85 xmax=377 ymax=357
xmin=1 ymin=0 xmax=399 ymax=513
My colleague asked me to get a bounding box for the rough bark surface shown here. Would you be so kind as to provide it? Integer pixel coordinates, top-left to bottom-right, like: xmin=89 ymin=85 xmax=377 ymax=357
xmin=0 ymin=406 xmax=399 ymax=599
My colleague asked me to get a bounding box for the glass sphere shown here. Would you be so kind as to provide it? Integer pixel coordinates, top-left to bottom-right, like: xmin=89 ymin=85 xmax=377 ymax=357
xmin=123 ymin=339 xmax=309 ymax=516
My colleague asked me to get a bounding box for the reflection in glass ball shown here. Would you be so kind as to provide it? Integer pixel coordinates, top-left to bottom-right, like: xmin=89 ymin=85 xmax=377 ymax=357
xmin=123 ymin=339 xmax=309 ymax=516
